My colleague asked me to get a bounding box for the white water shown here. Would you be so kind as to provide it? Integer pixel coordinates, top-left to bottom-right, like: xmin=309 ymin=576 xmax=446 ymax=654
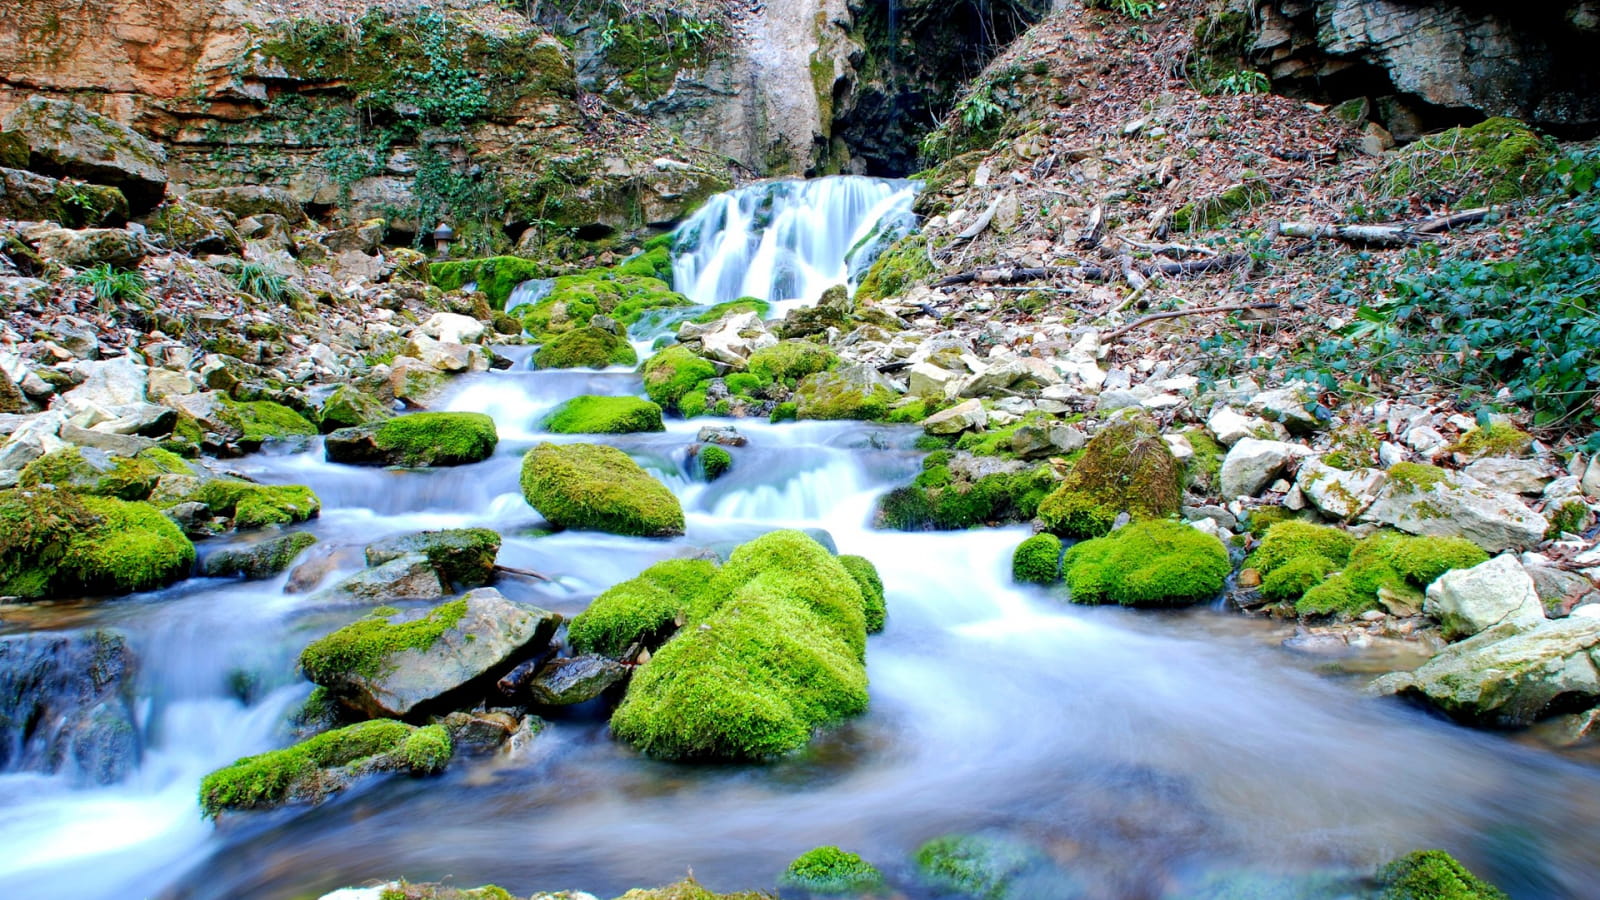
xmin=671 ymin=176 xmax=918 ymax=315
xmin=2 ymin=177 xmax=1599 ymax=899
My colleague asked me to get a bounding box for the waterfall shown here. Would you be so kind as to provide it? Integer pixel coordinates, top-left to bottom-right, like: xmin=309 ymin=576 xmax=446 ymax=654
xmin=669 ymin=176 xmax=918 ymax=314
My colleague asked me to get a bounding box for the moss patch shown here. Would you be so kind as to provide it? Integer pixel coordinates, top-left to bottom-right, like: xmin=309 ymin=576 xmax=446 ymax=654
xmin=915 ymin=834 xmax=1031 ymax=900
xmin=375 ymin=412 xmax=499 ymax=466
xmin=196 ymin=480 xmax=321 ymax=529
xmin=642 ymin=346 xmax=717 ymax=412
xmin=1376 ymin=850 xmax=1509 ymax=900
xmin=1036 ymin=417 xmax=1182 ymax=538
xmin=1371 ymin=117 xmax=1555 ymax=207
xmin=300 ymin=600 xmax=468 ymax=683
xmin=18 ymin=447 xmax=162 ymax=500
xmin=534 ymin=326 xmax=638 ymax=369
xmin=838 ymin=554 xmax=886 ymax=633
xmin=792 ymin=370 xmax=896 ymax=421
xmin=856 ymin=234 xmax=933 ymax=304
xmin=217 ymin=397 xmax=318 ymax=444
xmin=1063 ymin=521 xmax=1230 ymax=608
xmin=1012 ymin=533 xmax=1063 ymax=584
xmin=699 ymin=444 xmax=732 ymax=481
xmin=781 ymin=846 xmax=885 ymax=895
xmin=544 ymin=395 xmax=664 ymax=434
xmin=746 ymin=340 xmax=838 ymax=385
xmin=430 ymin=256 xmax=544 ymax=309
xmin=1450 ymin=423 xmax=1533 ymax=460
xmin=568 ymin=557 xmax=718 ymax=657
xmin=0 ymin=492 xmax=195 ymax=598
xmin=1297 ymin=531 xmax=1488 ymax=617
xmin=519 ymin=442 xmax=685 ymax=537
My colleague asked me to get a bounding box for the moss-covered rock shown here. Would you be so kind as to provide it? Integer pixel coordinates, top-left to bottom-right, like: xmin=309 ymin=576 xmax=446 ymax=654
xmin=0 ymin=492 xmax=195 ymax=599
xmin=519 ymin=270 xmax=689 ymax=338
xmin=1376 ymin=850 xmax=1508 ymax=900
xmin=198 ymin=719 xmax=450 ymax=818
xmin=1036 ymin=417 xmax=1182 ymax=538
xmin=520 ymin=442 xmax=685 ymax=537
xmin=365 ymin=528 xmax=501 ymax=588
xmin=326 ymin=412 xmax=499 ymax=467
xmin=429 ymin=256 xmax=544 ymax=309
xmin=544 ymin=395 xmax=664 ymax=434
xmin=318 ymin=384 xmax=394 ymax=433
xmin=1450 ymin=423 xmax=1533 ymax=461
xmin=568 ymin=558 xmax=718 ymax=657
xmin=838 ymin=554 xmax=886 ymax=634
xmin=792 ymin=368 xmax=896 ymax=421
xmin=856 ymin=233 xmax=933 ymax=304
xmin=915 ymin=834 xmax=1032 ymax=900
xmin=217 ymin=397 xmax=318 ymax=445
xmin=195 ymin=479 xmax=321 ymax=529
xmin=201 ymin=531 xmax=318 ymax=580
xmin=1063 ymin=521 xmax=1230 ymax=608
xmin=1012 ymin=533 xmax=1063 ymax=584
xmin=781 ymin=846 xmax=885 ymax=895
xmin=609 ymin=530 xmax=869 ymax=761
xmin=642 ymin=345 xmax=717 ymax=411
xmin=1297 ymin=531 xmax=1489 ymax=617
xmin=534 ymin=326 xmax=638 ymax=369
xmin=877 ymin=456 xmax=1057 ymax=531
xmin=1247 ymin=522 xmax=1356 ymax=579
xmin=18 ymin=447 xmax=162 ymax=500
xmin=747 ymin=341 xmax=839 ymax=384
xmin=687 ymin=447 xmax=728 ymax=485
xmin=1373 ymin=117 xmax=1555 ymax=207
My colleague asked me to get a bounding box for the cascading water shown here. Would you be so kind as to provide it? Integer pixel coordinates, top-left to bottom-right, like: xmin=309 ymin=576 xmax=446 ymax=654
xmin=670 ymin=176 xmax=918 ymax=315
xmin=3 ymin=178 xmax=1600 ymax=900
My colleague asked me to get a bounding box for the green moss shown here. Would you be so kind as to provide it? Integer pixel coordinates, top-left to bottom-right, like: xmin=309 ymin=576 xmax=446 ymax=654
xmin=792 ymin=370 xmax=896 ymax=421
xmin=699 ymin=445 xmax=732 ymax=481
xmin=781 ymin=846 xmax=885 ymax=895
xmin=374 ymin=412 xmax=499 ymax=467
xmin=218 ymin=398 xmax=318 ymax=444
xmin=1036 ymin=417 xmax=1183 ymax=538
xmin=746 ymin=341 xmax=838 ymax=385
xmin=612 ymin=878 xmax=768 ymax=900
xmin=18 ymin=447 xmax=162 ymax=500
xmin=1388 ymin=462 xmax=1452 ymax=493
xmin=1372 ymin=117 xmax=1555 ymax=207
xmin=520 ymin=442 xmax=685 ymax=537
xmin=519 ymin=270 xmax=689 ymax=338
xmin=545 ymin=395 xmax=664 ymax=434
xmin=1172 ymin=180 xmax=1271 ymax=231
xmin=1246 ymin=522 xmax=1356 ymax=576
xmin=1376 ymin=850 xmax=1509 ymax=900
xmin=1184 ymin=428 xmax=1226 ymax=493
xmin=1260 ymin=555 xmax=1337 ymax=602
xmin=1546 ymin=498 xmax=1590 ymax=539
xmin=880 ymin=464 xmax=1056 ymax=532
xmin=1450 ymin=423 xmax=1533 ymax=460
xmin=679 ymin=388 xmax=709 ymax=418
xmin=364 ymin=528 xmax=501 ymax=587
xmin=856 ymin=234 xmax=933 ymax=304
xmin=642 ymin=346 xmax=717 ymax=411
xmin=320 ymin=384 xmax=394 ymax=432
xmin=1063 ymin=520 xmax=1230 ymax=608
xmin=0 ymin=490 xmax=101 ymax=598
xmin=300 ymin=600 xmax=469 ymax=683
xmin=1012 ymin=533 xmax=1063 ymax=584
xmin=915 ymin=834 xmax=1030 ymax=900
xmin=955 ymin=414 xmax=1047 ymax=459
xmin=430 ymin=256 xmax=544 ymax=310
xmin=0 ymin=492 xmax=194 ymax=598
xmin=534 ymin=326 xmax=638 ymax=369
xmin=608 ymin=531 xmax=868 ymax=761
xmin=691 ymin=297 xmax=770 ymax=324
xmin=1296 ymin=531 xmax=1488 ymax=617
xmin=196 ymin=480 xmax=321 ymax=529
xmin=770 ymin=402 xmax=799 ymax=424
xmin=1323 ymin=424 xmax=1381 ymax=471
xmin=837 ymin=554 xmax=886 ymax=633
xmin=569 ymin=558 xmax=718 ymax=657
xmin=198 ymin=718 xmax=448 ymax=818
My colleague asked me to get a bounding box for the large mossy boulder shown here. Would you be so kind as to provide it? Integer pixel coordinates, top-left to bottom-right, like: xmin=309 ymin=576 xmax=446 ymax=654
xmin=1 ymin=97 xmax=168 ymax=212
xmin=642 ymin=345 xmax=716 ymax=412
xmin=364 ymin=528 xmax=501 ymax=588
xmin=533 ymin=326 xmax=637 ymax=369
xmin=199 ymin=719 xmax=451 ymax=818
xmin=608 ymin=530 xmax=870 ymax=761
xmin=747 ymin=340 xmax=838 ymax=384
xmin=190 ymin=478 xmax=321 ymax=530
xmin=1063 ymin=520 xmax=1229 ymax=608
xmin=1035 ymin=416 xmax=1182 ymax=538
xmin=544 ymin=395 xmax=665 ymax=434
xmin=792 ymin=364 xmax=897 ymax=420
xmin=1295 ymin=529 xmax=1488 ymax=618
xmin=325 ymin=412 xmax=498 ymax=467
xmin=0 ymin=491 xmax=194 ymax=599
xmin=18 ymin=446 xmax=172 ymax=500
xmin=568 ymin=558 xmax=719 ymax=657
xmin=519 ymin=442 xmax=685 ymax=537
xmin=1375 ymin=850 xmax=1508 ymax=900
xmin=299 ymin=587 xmax=561 ymax=718
xmin=142 ymin=198 xmax=244 ymax=255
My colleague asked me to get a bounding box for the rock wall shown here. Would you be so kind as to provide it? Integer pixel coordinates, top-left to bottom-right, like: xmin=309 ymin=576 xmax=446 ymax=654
xmin=1254 ymin=0 xmax=1600 ymax=135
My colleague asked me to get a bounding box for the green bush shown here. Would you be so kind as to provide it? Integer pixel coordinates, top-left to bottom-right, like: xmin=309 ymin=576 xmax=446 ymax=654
xmin=1063 ymin=521 xmax=1229 ymax=607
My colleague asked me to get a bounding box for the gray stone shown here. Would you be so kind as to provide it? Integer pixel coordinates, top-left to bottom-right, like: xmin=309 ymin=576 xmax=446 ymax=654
xmin=1248 ymin=385 xmax=1320 ymax=435
xmin=1206 ymin=406 xmax=1256 ymax=446
xmin=186 ymin=186 xmax=307 ymax=224
xmin=33 ymin=227 xmax=144 ymax=270
xmin=58 ymin=423 xmax=156 ymax=456
xmin=312 ymin=587 xmax=561 ymax=718
xmin=201 ymin=532 xmax=319 ymax=580
xmin=921 ymin=398 xmax=986 ymax=435
xmin=1372 ymin=617 xmax=1600 ymax=727
xmin=1296 ymin=458 xmax=1387 ymax=522
xmin=1424 ymin=554 xmax=1546 ymax=640
xmin=0 ymin=630 xmax=141 ymax=784
xmin=1463 ymin=457 xmax=1554 ymax=496
xmin=527 ymin=654 xmax=628 ymax=705
xmin=696 ymin=425 xmax=747 ymax=447
xmin=1364 ymin=468 xmax=1549 ymax=553
xmin=316 ymin=554 xmax=447 ymax=605
xmin=907 ymin=361 xmax=958 ymax=398
xmin=1220 ymin=437 xmax=1306 ymax=499
xmin=2 ymin=97 xmax=167 ymax=212
xmin=59 ymin=356 xmax=147 ymax=412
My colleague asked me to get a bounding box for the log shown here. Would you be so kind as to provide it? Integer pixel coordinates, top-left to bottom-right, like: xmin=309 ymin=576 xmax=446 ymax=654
xmin=933 ymin=253 xmax=1247 ymax=288
xmin=496 ymin=649 xmax=558 ymax=697
xmin=1104 ymin=302 xmax=1280 ymax=340
xmin=1416 ymin=207 xmax=1492 ymax=234
xmin=1279 ymin=221 xmax=1434 ymax=247
xmin=495 ymin=563 xmax=552 ymax=582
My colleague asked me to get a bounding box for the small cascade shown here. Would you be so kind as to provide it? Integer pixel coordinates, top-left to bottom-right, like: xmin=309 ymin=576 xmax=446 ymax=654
xmin=504 ymin=278 xmax=554 ymax=314
xmin=670 ymin=176 xmax=918 ymax=314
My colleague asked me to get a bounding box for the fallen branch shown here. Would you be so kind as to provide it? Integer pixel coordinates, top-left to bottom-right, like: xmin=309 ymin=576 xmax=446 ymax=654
xmin=1416 ymin=207 xmax=1493 ymax=234
xmin=954 ymin=195 xmax=1003 ymax=241
xmin=1279 ymin=221 xmax=1434 ymax=247
xmin=1104 ymin=302 xmax=1280 ymax=341
xmin=1076 ymin=204 xmax=1106 ymax=249
xmin=495 ymin=563 xmax=552 ymax=582
xmin=934 ymin=253 xmax=1247 ymax=288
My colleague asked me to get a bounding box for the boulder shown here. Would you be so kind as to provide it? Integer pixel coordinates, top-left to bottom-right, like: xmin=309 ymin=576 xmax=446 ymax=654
xmin=32 ymin=227 xmax=144 ymax=270
xmin=1248 ymin=385 xmax=1320 ymax=435
xmin=1 ymin=97 xmax=167 ymax=212
xmin=1220 ymin=437 xmax=1306 ymax=499
xmin=1424 ymin=553 xmax=1547 ymax=640
xmin=908 ymin=362 xmax=958 ymax=398
xmin=405 ymin=334 xmax=481 ymax=374
xmin=1296 ymin=458 xmax=1387 ymax=521
xmin=792 ymin=363 xmax=898 ymax=421
xmin=544 ymin=395 xmax=665 ymax=435
xmin=325 ymin=412 xmax=498 ymax=467
xmin=315 ymin=554 xmax=447 ymax=605
xmin=528 ymin=655 xmax=628 ymax=705
xmin=419 ymin=312 xmax=486 ymax=345
xmin=921 ymin=398 xmax=987 ymax=435
xmin=1462 ymin=457 xmax=1554 ymax=496
xmin=1036 ymin=416 xmax=1183 ymax=537
xmin=317 ymin=384 xmax=393 ymax=432
xmin=364 ymin=528 xmax=501 ymax=588
xmin=519 ymin=442 xmax=684 ymax=537
xmin=201 ymin=532 xmax=319 ymax=580
xmin=186 ymin=186 xmax=307 ymax=224
xmin=320 ymin=219 xmax=385 ymax=254
xmin=1364 ymin=463 xmax=1549 ymax=552
xmin=142 ymin=198 xmax=244 ymax=255
xmin=0 ymin=629 xmax=140 ymax=784
xmin=1373 ymin=617 xmax=1600 ymax=726
xmin=0 ymin=167 xmax=127 ymax=226
xmin=299 ymin=587 xmax=561 ymax=718
xmin=59 ymin=356 xmax=147 ymax=412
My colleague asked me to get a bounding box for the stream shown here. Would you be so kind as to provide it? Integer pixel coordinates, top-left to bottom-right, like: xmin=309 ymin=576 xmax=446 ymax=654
xmin=2 ymin=177 xmax=1599 ymax=900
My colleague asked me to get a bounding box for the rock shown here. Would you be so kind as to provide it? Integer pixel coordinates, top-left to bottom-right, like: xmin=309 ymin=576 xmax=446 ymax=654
xmin=0 ymin=630 xmax=140 ymax=784
xmin=318 ymin=384 xmax=393 ymax=432
xmin=1373 ymin=617 xmax=1600 ymax=727
xmin=300 ymin=587 xmax=561 ymax=718
xmin=32 ymin=227 xmax=144 ymax=270
xmin=1296 ymin=458 xmax=1387 ymax=522
xmin=1206 ymin=407 xmax=1256 ymax=446
xmin=1011 ymin=422 xmax=1085 ymax=460
xmin=1220 ymin=437 xmax=1306 ymax=499
xmin=1248 ymin=385 xmax=1319 ymax=435
xmin=1424 ymin=554 xmax=1547 ymax=640
xmin=950 ymin=358 xmax=1031 ymax=399
xmin=406 ymin=334 xmax=479 ymax=373
xmin=330 ymin=249 xmax=389 ymax=283
xmin=58 ymin=423 xmax=156 ymax=456
xmin=1462 ymin=457 xmax=1554 ymax=496
xmin=1036 ymin=416 xmax=1183 ymax=537
xmin=908 ymin=361 xmax=958 ymax=398
xmin=186 ymin=186 xmax=307 ymax=224
xmin=201 ymin=532 xmax=319 ymax=580
xmin=1364 ymin=464 xmax=1549 ymax=552
xmin=325 ymin=412 xmax=498 ymax=468
xmin=2 ymin=97 xmax=168 ymax=212
xmin=792 ymin=363 xmax=899 ymax=421
xmin=419 ymin=312 xmax=486 ymax=345
xmin=316 ymin=554 xmax=447 ymax=605
xmin=59 ymin=356 xmax=147 ymax=412
xmin=696 ymin=425 xmax=747 ymax=447
xmin=527 ymin=654 xmax=628 ymax=705
xmin=320 ymin=219 xmax=386 ymax=254
xmin=0 ymin=167 xmax=127 ymax=226
xmin=364 ymin=528 xmax=500 ymax=588
xmin=519 ymin=442 xmax=684 ymax=537
xmin=921 ymin=398 xmax=987 ymax=435
xmin=142 ymin=198 xmax=243 ymax=255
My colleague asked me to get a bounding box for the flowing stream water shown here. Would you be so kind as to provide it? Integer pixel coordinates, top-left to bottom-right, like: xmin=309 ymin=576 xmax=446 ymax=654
xmin=2 ymin=178 xmax=1599 ymax=900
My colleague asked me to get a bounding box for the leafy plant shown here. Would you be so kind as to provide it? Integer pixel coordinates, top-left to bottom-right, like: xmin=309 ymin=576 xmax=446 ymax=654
xmin=958 ymin=86 xmax=1004 ymax=132
xmin=1086 ymin=0 xmax=1157 ymax=20
xmin=1210 ymin=69 xmax=1270 ymax=95
xmin=72 ymin=264 xmax=148 ymax=313
xmin=234 ymin=262 xmax=292 ymax=304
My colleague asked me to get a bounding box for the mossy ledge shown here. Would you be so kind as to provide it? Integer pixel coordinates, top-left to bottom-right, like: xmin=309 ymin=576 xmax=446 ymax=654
xmin=519 ymin=442 xmax=685 ymax=537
